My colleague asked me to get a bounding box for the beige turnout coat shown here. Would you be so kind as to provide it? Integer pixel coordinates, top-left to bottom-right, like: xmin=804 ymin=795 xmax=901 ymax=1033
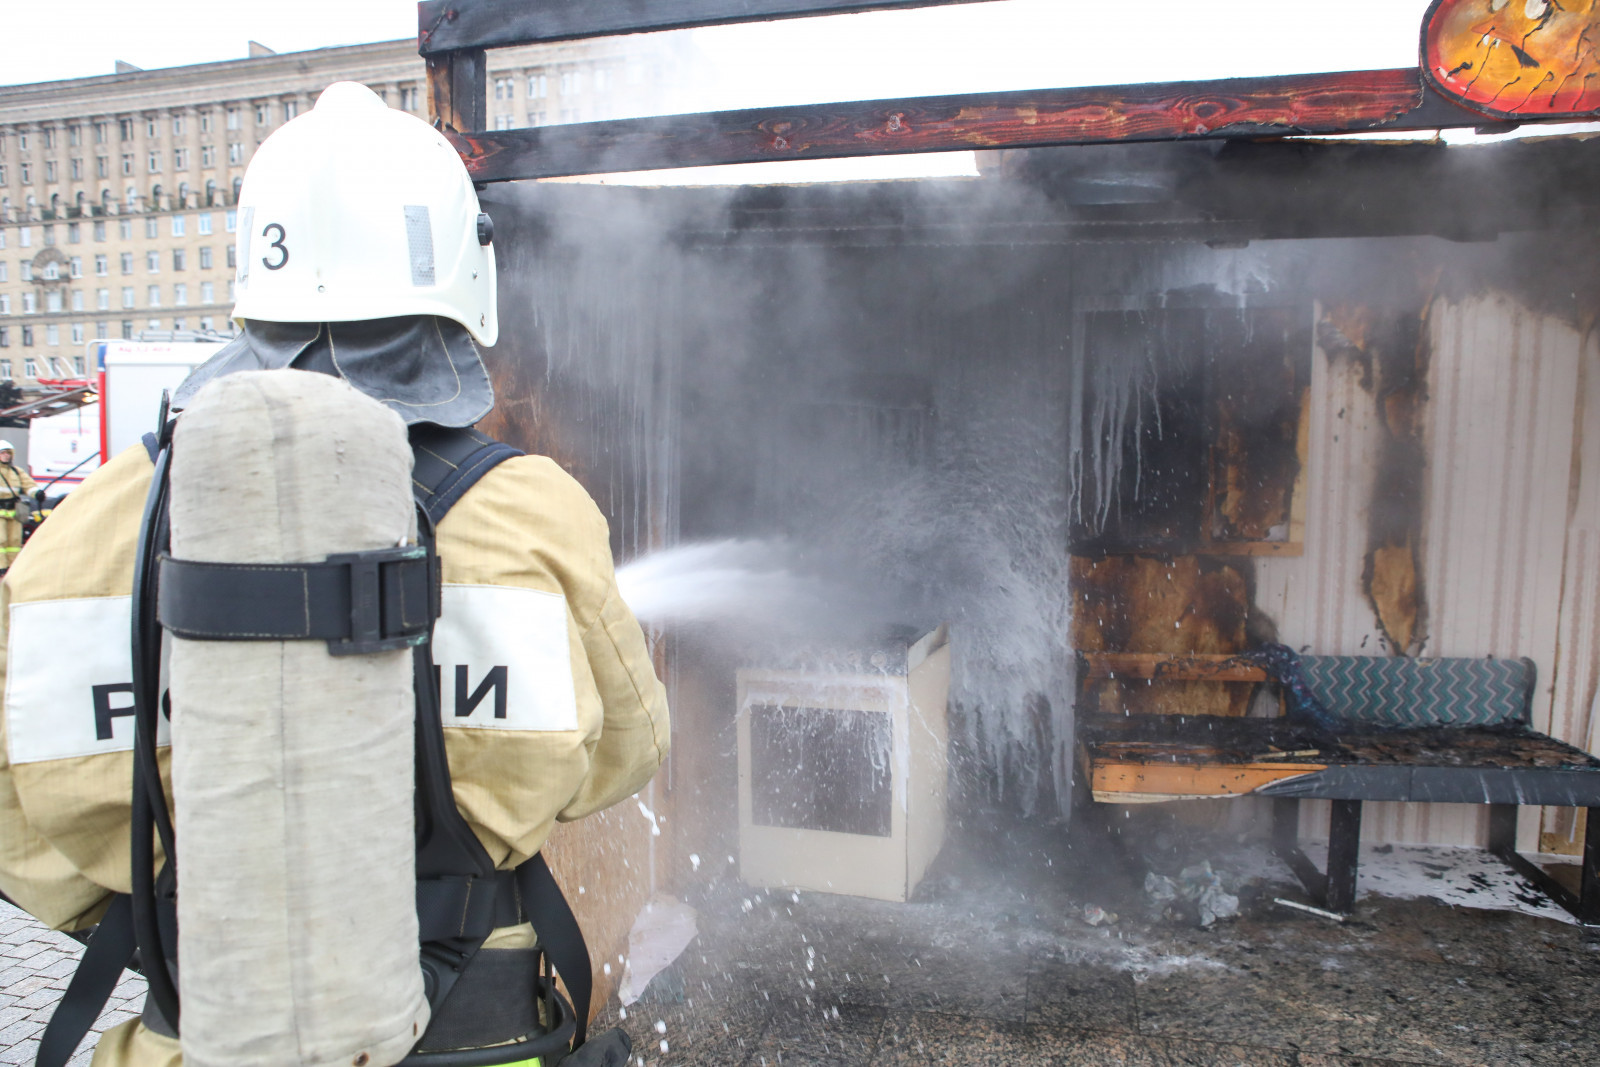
xmin=0 ymin=442 xmax=670 ymax=1064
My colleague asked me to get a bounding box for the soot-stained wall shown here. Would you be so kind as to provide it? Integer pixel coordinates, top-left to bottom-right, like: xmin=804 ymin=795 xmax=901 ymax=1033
xmin=477 ymin=135 xmax=1600 ymax=863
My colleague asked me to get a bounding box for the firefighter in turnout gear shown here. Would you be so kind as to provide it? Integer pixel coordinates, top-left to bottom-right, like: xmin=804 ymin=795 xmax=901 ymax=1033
xmin=0 ymin=440 xmax=38 ymax=572
xmin=0 ymin=83 xmax=667 ymax=1067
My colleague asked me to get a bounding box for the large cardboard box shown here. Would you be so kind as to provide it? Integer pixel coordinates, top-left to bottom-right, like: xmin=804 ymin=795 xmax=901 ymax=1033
xmin=736 ymin=625 xmax=950 ymax=902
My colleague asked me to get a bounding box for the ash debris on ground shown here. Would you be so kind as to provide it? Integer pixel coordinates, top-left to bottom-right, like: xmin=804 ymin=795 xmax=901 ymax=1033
xmin=596 ymin=810 xmax=1600 ymax=1066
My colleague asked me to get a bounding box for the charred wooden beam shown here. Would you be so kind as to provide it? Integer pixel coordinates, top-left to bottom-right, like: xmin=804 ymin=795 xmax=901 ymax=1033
xmin=427 ymin=46 xmax=486 ymax=134
xmin=418 ymin=0 xmax=993 ymax=55
xmin=445 ymin=69 xmax=1485 ymax=182
xmin=1078 ymin=652 xmax=1269 ymax=684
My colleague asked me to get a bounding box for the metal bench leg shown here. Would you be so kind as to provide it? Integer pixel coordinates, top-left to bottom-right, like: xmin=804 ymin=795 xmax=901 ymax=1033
xmin=1325 ymin=799 xmax=1362 ymax=914
xmin=1487 ymin=804 xmax=1600 ymax=926
xmin=1272 ymin=797 xmax=1300 ymax=854
xmin=1487 ymin=803 xmax=1518 ymax=853
xmin=1581 ymin=807 xmax=1600 ymax=925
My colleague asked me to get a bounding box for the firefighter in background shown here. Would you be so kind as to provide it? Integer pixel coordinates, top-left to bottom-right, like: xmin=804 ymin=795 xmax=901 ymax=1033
xmin=0 ymin=439 xmax=37 ymax=572
xmin=0 ymin=83 xmax=668 ymax=1067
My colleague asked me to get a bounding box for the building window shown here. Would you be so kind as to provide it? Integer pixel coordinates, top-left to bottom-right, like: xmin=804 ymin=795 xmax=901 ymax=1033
xmin=0 ymin=330 xmax=6 ymax=349
xmin=494 ymin=115 xmax=515 ymax=130
xmin=45 ymin=292 xmax=60 ymax=313
xmin=121 ymin=320 xmax=132 ymax=340
xmin=67 ymin=223 xmax=80 ymax=244
xmin=17 ymin=132 xmax=27 ymax=151
xmin=173 ymin=148 xmax=188 ymax=171
xmin=0 ymin=165 xmax=5 ymax=184
xmin=225 ymin=209 xmax=237 ymax=233
xmin=560 ymin=70 xmax=582 ymax=95
xmin=147 ymin=152 xmax=160 ymax=174
xmin=200 ymin=145 xmax=215 ymax=168
xmin=42 ymin=128 xmax=55 ymax=149
xmin=494 ymin=78 xmax=514 ymax=101
xmin=226 ymin=279 xmax=234 ymax=301
xmin=255 ymin=103 xmax=271 ymax=126
xmin=94 ymin=122 xmax=107 ymax=144
xmin=400 ymin=87 xmax=419 ymax=111
xmin=172 ymin=216 xmax=185 ymax=237
xmin=42 ymin=226 xmax=54 ymax=247
xmin=0 ymin=262 xmax=6 ymax=282
xmin=94 ymin=254 xmax=107 ymax=275
xmin=147 ymin=284 xmax=160 ymax=307
xmin=70 ymin=158 xmax=82 ymax=181
xmin=201 ymin=280 xmax=214 ymax=303
xmin=199 ymin=316 xmax=213 ymax=332
xmin=70 ymin=323 xmax=83 ymax=345
xmin=199 ymin=112 xmax=212 ymax=134
xmin=21 ymin=336 xmax=33 ymax=357
xmin=145 ymin=117 xmax=157 ymax=139
xmin=20 ymin=263 xmax=31 ymax=283
xmin=173 ymin=317 xmax=186 ymax=332
xmin=146 ymin=250 xmax=159 ymax=272
xmin=226 ymin=108 xmax=240 ymax=131
xmin=45 ymin=324 xmax=58 ymax=346
xmin=119 ymin=219 xmax=132 ymax=239
xmin=226 ymin=245 xmax=236 ymax=269
xmin=95 ymin=322 xmax=107 ymax=340
xmin=121 ymin=287 xmax=134 ymax=308
xmin=0 ymin=294 xmax=6 ymax=313
xmin=172 ymin=249 xmax=185 ymax=270
xmin=71 ymin=290 xmax=83 ymax=311
xmin=174 ymin=283 xmax=188 ymax=306
xmin=199 ymin=246 xmax=213 ymax=270
xmin=93 ymin=221 xmax=105 ymax=242
xmin=97 ymin=288 xmax=109 ymax=310
xmin=228 ymin=143 xmax=244 ymax=165
xmin=69 ymin=256 xmax=81 ymax=278
xmin=528 ymin=73 xmax=547 ymax=99
xmin=23 ymin=358 xmax=37 ymax=378
xmin=19 ymin=162 xmax=30 ymax=185
xmin=22 ymin=293 xmax=36 ymax=313
xmin=96 ymin=156 xmax=108 ymax=179
xmin=121 ymin=154 xmax=133 ymax=176
xmin=73 ymin=354 xmax=85 ymax=373
xmin=18 ymin=229 xmax=30 ymax=249
xmin=198 ymin=213 xmax=212 ymax=236
xmin=119 ymin=252 xmax=133 ymax=274
xmin=172 ymin=115 xmax=184 ymax=136
xmin=141 ymin=219 xmax=156 ymax=240
xmin=283 ymin=100 xmax=299 ymax=120
xmin=120 ymin=118 xmax=134 ymax=142
xmin=147 ymin=319 xmax=159 ymax=330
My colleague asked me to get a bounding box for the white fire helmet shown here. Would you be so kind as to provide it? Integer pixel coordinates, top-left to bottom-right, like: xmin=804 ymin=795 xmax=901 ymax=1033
xmin=0 ymin=441 xmax=12 ymax=452
xmin=230 ymin=82 xmax=497 ymax=346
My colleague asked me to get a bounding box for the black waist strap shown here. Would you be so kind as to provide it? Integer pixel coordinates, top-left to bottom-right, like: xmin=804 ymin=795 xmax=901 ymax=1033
xmin=157 ymin=545 xmax=439 ymax=656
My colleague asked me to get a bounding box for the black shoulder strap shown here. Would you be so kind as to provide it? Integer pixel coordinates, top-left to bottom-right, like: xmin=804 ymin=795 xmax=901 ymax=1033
xmin=409 ymin=424 xmax=523 ymax=526
xmin=34 ymin=896 xmax=137 ymax=1067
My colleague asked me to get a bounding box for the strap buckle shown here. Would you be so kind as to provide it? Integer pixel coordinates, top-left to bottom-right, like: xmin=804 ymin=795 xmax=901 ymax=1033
xmin=326 ymin=544 xmax=433 ymax=656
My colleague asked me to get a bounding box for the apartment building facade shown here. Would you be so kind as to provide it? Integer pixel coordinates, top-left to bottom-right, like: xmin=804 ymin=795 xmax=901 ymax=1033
xmin=0 ymin=35 xmax=684 ymax=389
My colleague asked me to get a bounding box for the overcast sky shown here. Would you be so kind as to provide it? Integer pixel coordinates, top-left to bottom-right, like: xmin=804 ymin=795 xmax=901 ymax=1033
xmin=8 ymin=0 xmax=1431 ymax=93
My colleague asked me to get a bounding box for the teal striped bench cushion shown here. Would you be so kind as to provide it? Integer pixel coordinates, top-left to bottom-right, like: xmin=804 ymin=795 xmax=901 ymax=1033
xmin=1296 ymin=655 xmax=1535 ymax=728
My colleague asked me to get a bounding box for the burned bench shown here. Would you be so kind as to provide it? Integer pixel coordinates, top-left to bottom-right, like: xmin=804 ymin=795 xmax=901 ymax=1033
xmin=1077 ymin=652 xmax=1600 ymax=922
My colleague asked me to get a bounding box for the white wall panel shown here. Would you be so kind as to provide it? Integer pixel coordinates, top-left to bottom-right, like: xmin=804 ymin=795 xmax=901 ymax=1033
xmin=1260 ymin=296 xmax=1586 ymax=849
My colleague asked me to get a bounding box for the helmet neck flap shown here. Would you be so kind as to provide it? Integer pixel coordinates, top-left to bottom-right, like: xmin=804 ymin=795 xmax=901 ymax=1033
xmin=174 ymin=317 xmax=494 ymax=428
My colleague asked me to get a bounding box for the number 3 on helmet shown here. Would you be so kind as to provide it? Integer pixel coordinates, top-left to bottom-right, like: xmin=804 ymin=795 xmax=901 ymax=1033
xmin=230 ymin=81 xmax=498 ymax=347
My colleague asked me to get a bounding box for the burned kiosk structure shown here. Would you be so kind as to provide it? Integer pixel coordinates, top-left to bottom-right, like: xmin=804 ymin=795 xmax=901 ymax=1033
xmin=418 ymin=0 xmax=1600 ymax=1004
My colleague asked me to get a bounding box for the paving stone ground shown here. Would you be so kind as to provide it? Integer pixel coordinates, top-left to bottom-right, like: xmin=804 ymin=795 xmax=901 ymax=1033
xmin=0 ymin=902 xmax=145 ymax=1067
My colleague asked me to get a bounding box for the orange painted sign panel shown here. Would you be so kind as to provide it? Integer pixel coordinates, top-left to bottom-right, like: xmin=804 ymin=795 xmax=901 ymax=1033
xmin=1425 ymin=0 xmax=1600 ymax=119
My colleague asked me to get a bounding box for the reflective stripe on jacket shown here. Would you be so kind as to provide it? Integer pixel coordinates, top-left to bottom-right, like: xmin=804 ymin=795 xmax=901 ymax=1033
xmin=0 ymin=442 xmax=670 ymax=930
